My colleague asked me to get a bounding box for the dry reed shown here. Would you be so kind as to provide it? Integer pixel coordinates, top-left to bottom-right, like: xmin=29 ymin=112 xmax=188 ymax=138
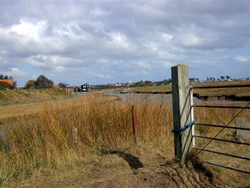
xmin=1 ymin=94 xmax=249 ymax=185
xmin=0 ymin=94 xmax=173 ymax=185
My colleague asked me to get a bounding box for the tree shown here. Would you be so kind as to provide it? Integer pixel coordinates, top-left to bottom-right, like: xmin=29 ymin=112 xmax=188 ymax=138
xmin=36 ymin=75 xmax=54 ymax=88
xmin=0 ymin=74 xmax=9 ymax=79
xmin=226 ymin=75 xmax=231 ymax=80
xmin=189 ymin=78 xmax=196 ymax=83
xmin=13 ymin=81 xmax=17 ymax=88
xmin=220 ymin=76 xmax=225 ymax=81
xmin=144 ymin=80 xmax=153 ymax=86
xmin=163 ymin=79 xmax=169 ymax=85
xmin=24 ymin=80 xmax=36 ymax=89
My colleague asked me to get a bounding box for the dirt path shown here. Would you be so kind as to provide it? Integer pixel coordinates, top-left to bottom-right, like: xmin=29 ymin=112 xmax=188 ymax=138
xmin=0 ymin=95 xmax=118 ymax=120
xmin=5 ymin=145 xmax=219 ymax=188
xmin=0 ymin=103 xmax=41 ymax=119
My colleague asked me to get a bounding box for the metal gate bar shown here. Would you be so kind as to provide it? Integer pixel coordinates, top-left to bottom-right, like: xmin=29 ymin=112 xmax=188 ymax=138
xmin=194 ymin=147 xmax=250 ymax=161
xmin=204 ymin=161 xmax=250 ymax=175
xmin=193 ymin=135 xmax=250 ymax=146
xmin=194 ymin=123 xmax=250 ymax=131
xmin=193 ymin=105 xmax=250 ymax=110
xmin=190 ymin=83 xmax=250 ymax=174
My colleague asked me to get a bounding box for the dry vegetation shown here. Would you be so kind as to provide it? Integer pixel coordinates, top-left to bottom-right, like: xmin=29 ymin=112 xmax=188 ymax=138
xmin=0 ymin=93 xmax=249 ymax=187
xmin=0 ymin=88 xmax=73 ymax=106
xmin=133 ymin=80 xmax=250 ymax=99
xmin=0 ymin=94 xmax=173 ymax=186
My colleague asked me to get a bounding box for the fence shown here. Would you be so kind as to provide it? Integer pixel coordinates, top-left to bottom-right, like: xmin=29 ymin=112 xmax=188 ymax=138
xmin=171 ymin=64 xmax=250 ymax=174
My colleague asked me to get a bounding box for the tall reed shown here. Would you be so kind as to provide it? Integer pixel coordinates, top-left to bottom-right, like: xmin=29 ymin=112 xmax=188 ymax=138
xmin=1 ymin=94 xmax=248 ymax=185
xmin=0 ymin=94 xmax=173 ymax=185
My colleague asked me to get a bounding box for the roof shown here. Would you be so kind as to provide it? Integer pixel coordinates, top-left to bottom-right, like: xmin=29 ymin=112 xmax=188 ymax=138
xmin=0 ymin=79 xmax=13 ymax=86
xmin=53 ymin=85 xmax=60 ymax=88
xmin=59 ymin=82 xmax=70 ymax=87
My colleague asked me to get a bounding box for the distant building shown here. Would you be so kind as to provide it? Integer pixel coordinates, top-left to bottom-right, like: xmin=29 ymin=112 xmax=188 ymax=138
xmin=81 ymin=84 xmax=91 ymax=92
xmin=0 ymin=79 xmax=14 ymax=89
xmin=53 ymin=85 xmax=60 ymax=89
xmin=58 ymin=83 xmax=73 ymax=92
xmin=73 ymin=86 xmax=81 ymax=92
xmin=116 ymin=82 xmax=122 ymax=87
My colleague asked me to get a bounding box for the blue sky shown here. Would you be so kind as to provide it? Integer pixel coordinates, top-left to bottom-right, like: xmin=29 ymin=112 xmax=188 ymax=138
xmin=0 ymin=0 xmax=250 ymax=87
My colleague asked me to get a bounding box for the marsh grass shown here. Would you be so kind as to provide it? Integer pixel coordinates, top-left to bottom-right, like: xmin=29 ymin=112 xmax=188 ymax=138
xmin=0 ymin=94 xmax=249 ymax=186
xmin=0 ymin=94 xmax=174 ymax=185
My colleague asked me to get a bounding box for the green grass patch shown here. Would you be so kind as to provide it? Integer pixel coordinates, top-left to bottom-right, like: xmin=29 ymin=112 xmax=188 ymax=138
xmin=0 ymin=88 xmax=73 ymax=105
xmin=0 ymin=91 xmax=8 ymax=101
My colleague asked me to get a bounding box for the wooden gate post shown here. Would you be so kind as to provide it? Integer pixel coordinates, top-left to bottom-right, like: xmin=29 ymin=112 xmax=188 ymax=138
xmin=171 ymin=64 xmax=194 ymax=161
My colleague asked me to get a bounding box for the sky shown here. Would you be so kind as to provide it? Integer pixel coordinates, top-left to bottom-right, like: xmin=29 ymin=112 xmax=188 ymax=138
xmin=0 ymin=0 xmax=250 ymax=87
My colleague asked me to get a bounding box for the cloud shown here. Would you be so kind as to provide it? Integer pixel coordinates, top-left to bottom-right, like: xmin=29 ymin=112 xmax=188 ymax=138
xmin=135 ymin=61 xmax=151 ymax=69
xmin=97 ymin=59 xmax=109 ymax=64
xmin=0 ymin=0 xmax=250 ymax=86
xmin=3 ymin=67 xmax=27 ymax=77
xmin=90 ymin=8 xmax=110 ymax=17
xmin=9 ymin=19 xmax=47 ymax=41
xmin=24 ymin=55 xmax=87 ymax=73
xmin=0 ymin=57 xmax=6 ymax=65
xmin=235 ymin=55 xmax=249 ymax=62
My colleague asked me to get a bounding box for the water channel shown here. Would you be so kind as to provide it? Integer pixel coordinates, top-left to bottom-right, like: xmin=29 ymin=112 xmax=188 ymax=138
xmin=104 ymin=92 xmax=243 ymax=105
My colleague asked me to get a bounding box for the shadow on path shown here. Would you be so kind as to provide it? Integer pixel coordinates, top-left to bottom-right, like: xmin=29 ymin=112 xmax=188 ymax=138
xmin=103 ymin=150 xmax=144 ymax=170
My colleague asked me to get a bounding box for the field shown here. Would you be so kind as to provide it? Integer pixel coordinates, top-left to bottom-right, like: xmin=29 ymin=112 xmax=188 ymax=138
xmin=133 ymin=80 xmax=250 ymax=100
xmin=0 ymin=89 xmax=250 ymax=187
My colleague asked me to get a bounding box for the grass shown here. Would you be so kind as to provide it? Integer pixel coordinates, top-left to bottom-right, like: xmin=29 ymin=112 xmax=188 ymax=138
xmin=0 ymin=92 xmax=7 ymax=101
xmin=0 ymin=94 xmax=173 ymax=185
xmin=132 ymin=80 xmax=250 ymax=98
xmin=0 ymin=93 xmax=249 ymax=186
xmin=133 ymin=85 xmax=172 ymax=93
xmin=0 ymin=88 xmax=73 ymax=106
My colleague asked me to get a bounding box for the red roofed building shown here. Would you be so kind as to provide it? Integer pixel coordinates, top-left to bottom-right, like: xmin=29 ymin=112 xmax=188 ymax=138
xmin=0 ymin=79 xmax=13 ymax=86
xmin=53 ymin=85 xmax=60 ymax=89
xmin=0 ymin=79 xmax=14 ymax=89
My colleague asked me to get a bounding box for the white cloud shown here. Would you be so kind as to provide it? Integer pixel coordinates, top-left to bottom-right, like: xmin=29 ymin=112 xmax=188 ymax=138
xmin=0 ymin=19 xmax=48 ymax=46
xmin=90 ymin=8 xmax=110 ymax=17
xmin=53 ymin=66 xmax=65 ymax=73
xmin=161 ymin=33 xmax=173 ymax=41
xmin=235 ymin=55 xmax=249 ymax=62
xmin=158 ymin=51 xmax=178 ymax=60
xmin=161 ymin=62 xmax=171 ymax=68
xmin=135 ymin=61 xmax=151 ymax=69
xmin=108 ymin=32 xmax=132 ymax=49
xmin=10 ymin=19 xmax=47 ymax=41
xmin=0 ymin=57 xmax=6 ymax=65
xmin=143 ymin=42 xmax=159 ymax=52
xmin=97 ymin=59 xmax=109 ymax=64
xmin=4 ymin=67 xmax=27 ymax=77
xmin=92 ymin=73 xmax=114 ymax=79
xmin=25 ymin=55 xmax=84 ymax=67
xmin=0 ymin=50 xmax=8 ymax=56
